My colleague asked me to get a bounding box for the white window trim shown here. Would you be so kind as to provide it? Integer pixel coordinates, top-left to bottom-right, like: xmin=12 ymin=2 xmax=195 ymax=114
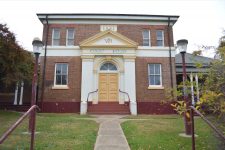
xmin=142 ymin=30 xmax=151 ymax=46
xmin=52 ymin=63 xmax=69 ymax=89
xmin=148 ymin=64 xmax=163 ymax=89
xmin=52 ymin=28 xmax=60 ymax=46
xmin=66 ymin=28 xmax=75 ymax=46
xmin=156 ymin=30 xmax=164 ymax=47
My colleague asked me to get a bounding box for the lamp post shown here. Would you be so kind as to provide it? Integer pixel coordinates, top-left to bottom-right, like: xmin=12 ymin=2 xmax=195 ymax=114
xmin=177 ymin=39 xmax=191 ymax=135
xmin=29 ymin=37 xmax=43 ymax=149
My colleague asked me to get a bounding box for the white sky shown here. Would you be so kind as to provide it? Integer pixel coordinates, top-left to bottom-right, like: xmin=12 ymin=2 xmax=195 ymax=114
xmin=0 ymin=0 xmax=225 ymax=58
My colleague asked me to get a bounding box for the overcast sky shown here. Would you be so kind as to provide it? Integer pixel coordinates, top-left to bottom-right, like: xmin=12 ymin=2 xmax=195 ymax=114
xmin=0 ymin=0 xmax=225 ymax=58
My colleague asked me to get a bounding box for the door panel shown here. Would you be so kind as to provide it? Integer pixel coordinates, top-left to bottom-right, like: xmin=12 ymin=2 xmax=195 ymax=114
xmin=99 ymin=73 xmax=118 ymax=102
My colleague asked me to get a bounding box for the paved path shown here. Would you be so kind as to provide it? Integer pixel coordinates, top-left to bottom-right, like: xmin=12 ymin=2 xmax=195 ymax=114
xmin=94 ymin=115 xmax=130 ymax=150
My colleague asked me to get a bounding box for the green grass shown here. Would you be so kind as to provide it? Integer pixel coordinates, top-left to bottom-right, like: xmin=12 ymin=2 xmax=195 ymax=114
xmin=0 ymin=111 xmax=98 ymax=150
xmin=121 ymin=115 xmax=224 ymax=150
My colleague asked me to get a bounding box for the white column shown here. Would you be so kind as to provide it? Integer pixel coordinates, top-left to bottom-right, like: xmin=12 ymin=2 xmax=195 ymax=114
xmin=80 ymin=56 xmax=94 ymax=114
xmin=124 ymin=56 xmax=137 ymax=115
xmin=13 ymin=82 xmax=19 ymax=105
xmin=195 ymin=74 xmax=200 ymax=102
xmin=190 ymin=73 xmax=195 ymax=105
xmin=19 ymin=81 xmax=24 ymax=105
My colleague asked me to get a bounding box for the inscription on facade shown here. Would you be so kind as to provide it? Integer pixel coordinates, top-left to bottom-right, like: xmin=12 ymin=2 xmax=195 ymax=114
xmin=100 ymin=25 xmax=117 ymax=32
xmin=89 ymin=49 xmax=127 ymax=54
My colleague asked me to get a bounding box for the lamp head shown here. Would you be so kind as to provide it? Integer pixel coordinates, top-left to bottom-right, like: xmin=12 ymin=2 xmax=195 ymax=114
xmin=32 ymin=37 xmax=43 ymax=54
xmin=177 ymin=39 xmax=188 ymax=54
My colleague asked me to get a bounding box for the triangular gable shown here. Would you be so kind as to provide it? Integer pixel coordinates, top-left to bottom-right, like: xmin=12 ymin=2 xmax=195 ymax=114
xmin=79 ymin=30 xmax=138 ymax=49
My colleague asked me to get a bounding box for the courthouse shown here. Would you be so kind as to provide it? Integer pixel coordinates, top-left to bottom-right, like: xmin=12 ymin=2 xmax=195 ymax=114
xmin=37 ymin=14 xmax=179 ymax=115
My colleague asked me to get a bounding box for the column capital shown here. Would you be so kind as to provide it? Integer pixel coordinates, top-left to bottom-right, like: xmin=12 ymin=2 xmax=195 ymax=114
xmin=81 ymin=55 xmax=95 ymax=61
xmin=123 ymin=55 xmax=136 ymax=61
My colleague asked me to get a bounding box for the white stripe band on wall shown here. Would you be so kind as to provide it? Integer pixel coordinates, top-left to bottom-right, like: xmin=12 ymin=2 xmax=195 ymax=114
xmin=40 ymin=46 xmax=175 ymax=57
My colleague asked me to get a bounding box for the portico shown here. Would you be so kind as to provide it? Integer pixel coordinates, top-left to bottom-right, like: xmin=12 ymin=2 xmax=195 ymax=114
xmin=79 ymin=30 xmax=138 ymax=115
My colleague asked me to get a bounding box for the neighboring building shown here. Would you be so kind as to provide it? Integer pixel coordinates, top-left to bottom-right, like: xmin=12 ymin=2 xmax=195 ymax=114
xmin=175 ymin=53 xmax=214 ymax=104
xmin=37 ymin=14 xmax=179 ymax=115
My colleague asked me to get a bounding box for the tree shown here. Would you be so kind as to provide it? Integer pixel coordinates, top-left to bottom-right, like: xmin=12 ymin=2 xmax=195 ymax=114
xmin=0 ymin=24 xmax=33 ymax=89
xmin=200 ymin=34 xmax=225 ymax=117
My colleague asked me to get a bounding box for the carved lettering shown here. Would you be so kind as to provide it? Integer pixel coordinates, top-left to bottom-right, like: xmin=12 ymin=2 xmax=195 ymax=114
xmin=104 ymin=38 xmax=112 ymax=44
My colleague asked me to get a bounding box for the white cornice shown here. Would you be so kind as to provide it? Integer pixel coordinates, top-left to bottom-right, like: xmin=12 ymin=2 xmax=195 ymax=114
xmin=37 ymin=14 xmax=179 ymax=25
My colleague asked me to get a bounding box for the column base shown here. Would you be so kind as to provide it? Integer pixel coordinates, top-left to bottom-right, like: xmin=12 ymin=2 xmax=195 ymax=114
xmin=130 ymin=101 xmax=137 ymax=115
xmin=80 ymin=101 xmax=87 ymax=115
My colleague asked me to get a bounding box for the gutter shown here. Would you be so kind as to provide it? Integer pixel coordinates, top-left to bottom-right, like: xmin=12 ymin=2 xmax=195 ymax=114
xmin=40 ymin=15 xmax=49 ymax=110
xmin=167 ymin=17 xmax=174 ymax=98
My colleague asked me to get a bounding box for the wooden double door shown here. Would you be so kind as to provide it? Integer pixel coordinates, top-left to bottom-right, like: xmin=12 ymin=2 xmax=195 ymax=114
xmin=99 ymin=73 xmax=118 ymax=102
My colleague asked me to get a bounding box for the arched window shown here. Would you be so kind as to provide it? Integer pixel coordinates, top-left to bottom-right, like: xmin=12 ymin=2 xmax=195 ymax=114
xmin=100 ymin=62 xmax=117 ymax=71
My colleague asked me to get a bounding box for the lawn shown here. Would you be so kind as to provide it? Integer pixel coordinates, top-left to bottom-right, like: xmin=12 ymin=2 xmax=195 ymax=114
xmin=121 ymin=115 xmax=224 ymax=150
xmin=0 ymin=111 xmax=98 ymax=150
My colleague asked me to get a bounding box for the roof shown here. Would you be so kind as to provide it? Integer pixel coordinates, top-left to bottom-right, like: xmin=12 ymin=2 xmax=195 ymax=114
xmin=37 ymin=13 xmax=179 ymax=25
xmin=175 ymin=53 xmax=214 ymax=73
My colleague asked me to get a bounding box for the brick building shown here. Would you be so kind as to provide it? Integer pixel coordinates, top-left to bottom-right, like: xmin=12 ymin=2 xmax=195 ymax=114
xmin=37 ymin=14 xmax=179 ymax=115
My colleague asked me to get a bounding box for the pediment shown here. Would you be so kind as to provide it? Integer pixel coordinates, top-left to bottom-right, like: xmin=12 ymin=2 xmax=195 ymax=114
xmin=79 ymin=30 xmax=138 ymax=49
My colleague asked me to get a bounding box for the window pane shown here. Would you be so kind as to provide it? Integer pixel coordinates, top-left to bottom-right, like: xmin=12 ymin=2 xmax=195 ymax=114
xmin=155 ymin=75 xmax=161 ymax=85
xmin=61 ymin=64 xmax=68 ymax=74
xmin=56 ymin=64 xmax=61 ymax=74
xmin=155 ymin=64 xmax=160 ymax=74
xmin=150 ymin=75 xmax=155 ymax=85
xmin=67 ymin=29 xmax=74 ymax=39
xmin=53 ymin=39 xmax=60 ymax=46
xmin=56 ymin=75 xmax=61 ymax=85
xmin=143 ymin=30 xmax=149 ymax=38
xmin=67 ymin=39 xmax=74 ymax=46
xmin=100 ymin=63 xmax=117 ymax=71
xmin=149 ymin=64 xmax=155 ymax=74
xmin=157 ymin=40 xmax=163 ymax=46
xmin=61 ymin=75 xmax=67 ymax=85
xmin=143 ymin=39 xmax=149 ymax=46
xmin=156 ymin=31 xmax=163 ymax=39
xmin=53 ymin=29 xmax=60 ymax=39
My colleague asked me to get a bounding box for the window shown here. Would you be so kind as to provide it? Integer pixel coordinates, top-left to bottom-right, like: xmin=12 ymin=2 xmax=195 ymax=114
xmin=100 ymin=63 xmax=117 ymax=71
xmin=54 ymin=63 xmax=68 ymax=85
xmin=52 ymin=28 xmax=60 ymax=46
xmin=148 ymin=64 xmax=162 ymax=86
xmin=66 ymin=28 xmax=75 ymax=46
xmin=156 ymin=30 xmax=164 ymax=46
xmin=142 ymin=30 xmax=151 ymax=46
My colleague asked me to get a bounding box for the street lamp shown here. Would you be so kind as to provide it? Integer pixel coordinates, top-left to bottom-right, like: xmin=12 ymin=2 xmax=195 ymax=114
xmin=177 ymin=39 xmax=191 ymax=135
xmin=31 ymin=37 xmax=43 ymax=107
xmin=29 ymin=38 xmax=43 ymax=149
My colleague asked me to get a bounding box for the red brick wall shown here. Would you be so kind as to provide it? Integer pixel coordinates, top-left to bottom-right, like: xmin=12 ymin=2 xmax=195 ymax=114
xmin=39 ymin=56 xmax=81 ymax=102
xmin=135 ymin=57 xmax=176 ymax=102
xmin=42 ymin=24 xmax=174 ymax=46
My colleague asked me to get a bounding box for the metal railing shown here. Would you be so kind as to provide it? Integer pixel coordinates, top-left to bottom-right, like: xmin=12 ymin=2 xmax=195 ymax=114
xmin=190 ymin=106 xmax=225 ymax=150
xmin=87 ymin=89 xmax=98 ymax=102
xmin=119 ymin=89 xmax=130 ymax=103
xmin=0 ymin=105 xmax=39 ymax=150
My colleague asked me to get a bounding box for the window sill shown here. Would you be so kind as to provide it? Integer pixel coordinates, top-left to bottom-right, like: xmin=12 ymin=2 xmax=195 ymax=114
xmin=52 ymin=85 xmax=69 ymax=90
xmin=148 ymin=86 xmax=164 ymax=90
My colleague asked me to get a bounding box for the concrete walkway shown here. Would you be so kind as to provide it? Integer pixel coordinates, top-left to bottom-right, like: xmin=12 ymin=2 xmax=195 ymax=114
xmin=94 ymin=115 xmax=130 ymax=150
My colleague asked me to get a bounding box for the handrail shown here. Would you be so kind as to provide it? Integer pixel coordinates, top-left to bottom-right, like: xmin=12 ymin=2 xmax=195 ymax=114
xmin=87 ymin=89 xmax=98 ymax=102
xmin=119 ymin=89 xmax=130 ymax=103
xmin=0 ymin=105 xmax=40 ymax=150
xmin=189 ymin=106 xmax=225 ymax=150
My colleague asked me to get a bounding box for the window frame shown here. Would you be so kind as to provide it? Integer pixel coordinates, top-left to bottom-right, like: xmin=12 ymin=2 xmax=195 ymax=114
xmin=52 ymin=28 xmax=60 ymax=46
xmin=156 ymin=30 xmax=164 ymax=47
xmin=53 ymin=63 xmax=69 ymax=88
xmin=66 ymin=28 xmax=75 ymax=46
xmin=142 ymin=30 xmax=151 ymax=46
xmin=148 ymin=64 xmax=163 ymax=87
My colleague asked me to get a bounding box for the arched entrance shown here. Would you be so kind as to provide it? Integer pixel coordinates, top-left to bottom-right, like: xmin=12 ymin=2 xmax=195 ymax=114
xmin=98 ymin=62 xmax=118 ymax=102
